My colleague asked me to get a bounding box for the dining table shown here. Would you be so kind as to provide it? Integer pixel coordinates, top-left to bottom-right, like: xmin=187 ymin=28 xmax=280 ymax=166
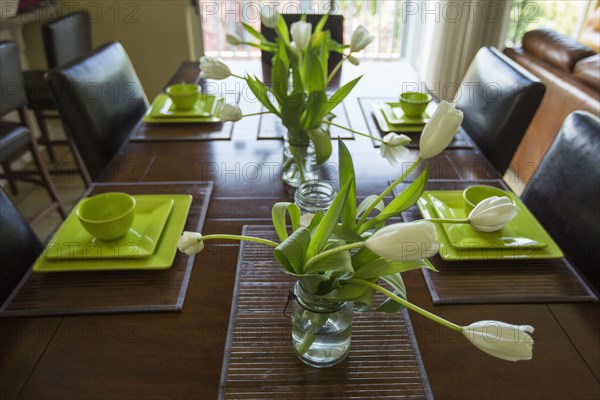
xmin=1 ymin=59 xmax=598 ymax=400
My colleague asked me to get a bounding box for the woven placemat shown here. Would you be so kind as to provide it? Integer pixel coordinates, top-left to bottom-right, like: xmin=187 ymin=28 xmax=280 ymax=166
xmin=397 ymin=180 xmax=598 ymax=305
xmin=257 ymin=102 xmax=354 ymax=140
xmin=218 ymin=225 xmax=433 ymax=400
xmin=0 ymin=182 xmax=212 ymax=317
xmin=358 ymin=97 xmax=472 ymax=149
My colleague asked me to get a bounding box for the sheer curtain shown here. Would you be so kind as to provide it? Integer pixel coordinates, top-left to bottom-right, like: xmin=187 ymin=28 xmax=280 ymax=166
xmin=410 ymin=0 xmax=512 ymax=101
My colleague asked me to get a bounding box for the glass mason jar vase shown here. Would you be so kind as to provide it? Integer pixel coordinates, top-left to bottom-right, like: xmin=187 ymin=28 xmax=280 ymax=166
xmin=292 ymin=281 xmax=353 ymax=368
xmin=282 ymin=131 xmax=317 ymax=187
xmin=294 ymin=180 xmax=337 ymax=214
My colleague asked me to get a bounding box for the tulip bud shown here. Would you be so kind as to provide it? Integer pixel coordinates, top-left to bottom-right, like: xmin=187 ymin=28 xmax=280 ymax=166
xmin=290 ymin=21 xmax=312 ymax=51
xmin=199 ymin=56 xmax=232 ymax=80
xmin=380 ymin=133 xmax=410 ymax=164
xmin=419 ymin=101 xmax=463 ymax=159
xmin=178 ymin=231 xmax=204 ymax=255
xmin=462 ymin=320 xmax=534 ymax=362
xmin=220 ymin=103 xmax=243 ymax=122
xmin=350 ymin=26 xmax=374 ymax=53
xmin=226 ymin=33 xmax=242 ymax=46
xmin=261 ymin=6 xmax=280 ymax=29
xmin=365 ymin=221 xmax=438 ymax=262
xmin=468 ymin=196 xmax=518 ymax=232
xmin=347 ymin=55 xmax=360 ymax=66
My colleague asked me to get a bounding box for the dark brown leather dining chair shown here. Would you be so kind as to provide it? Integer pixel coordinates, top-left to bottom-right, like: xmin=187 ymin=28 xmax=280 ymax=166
xmin=23 ymin=10 xmax=92 ymax=170
xmin=0 ymin=187 xmax=43 ymax=304
xmin=455 ymin=47 xmax=546 ymax=176
xmin=261 ymin=13 xmax=344 ymax=72
xmin=521 ymin=111 xmax=600 ymax=291
xmin=0 ymin=41 xmax=67 ymax=222
xmin=47 ymin=41 xmax=149 ymax=181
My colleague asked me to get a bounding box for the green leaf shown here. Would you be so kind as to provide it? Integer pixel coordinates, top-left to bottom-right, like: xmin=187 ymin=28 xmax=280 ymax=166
xmin=353 ymin=258 xmax=434 ymax=280
xmin=360 ymin=165 xmax=429 ymax=232
xmin=277 ymin=15 xmax=290 ymax=43
xmin=246 ymin=75 xmax=279 ymax=116
xmin=242 ymin=22 xmax=269 ymax=43
xmin=306 ymin=241 xmax=353 ymax=275
xmin=301 ymin=49 xmax=325 ymax=94
xmin=320 ymin=76 xmax=362 ymax=117
xmin=338 ymin=139 xmax=356 ymax=230
xmin=351 ymin=247 xmax=380 ymax=270
xmin=332 ymin=224 xmax=364 ymax=242
xmin=281 ymin=90 xmax=306 ymax=134
xmin=291 ymin=64 xmax=303 ymax=92
xmin=356 ymin=195 xmax=385 ymax=218
xmin=271 ymin=202 xmax=301 ymax=242
xmin=322 ymin=283 xmax=368 ymax=302
xmin=375 ymin=273 xmax=407 ymax=313
xmin=305 ymin=181 xmax=351 ymax=261
xmin=314 ymin=13 xmax=329 ymax=35
xmin=303 ymin=90 xmax=327 ymax=129
xmin=271 ymin=56 xmax=289 ymax=106
xmin=306 ymin=210 xmax=323 ymax=232
xmin=307 ymin=127 xmax=332 ymax=164
xmin=274 ymin=227 xmax=311 ymax=274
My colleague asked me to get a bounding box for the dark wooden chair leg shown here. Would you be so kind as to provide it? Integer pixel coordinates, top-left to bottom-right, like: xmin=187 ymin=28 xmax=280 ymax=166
xmin=33 ymin=108 xmax=57 ymax=163
xmin=1 ymin=162 xmax=19 ymax=195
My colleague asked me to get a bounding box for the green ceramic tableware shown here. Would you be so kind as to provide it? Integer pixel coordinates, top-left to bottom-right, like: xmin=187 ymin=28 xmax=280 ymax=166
xmin=399 ymin=91 xmax=432 ymax=119
xmin=76 ymin=192 xmax=136 ymax=241
xmin=463 ymin=185 xmax=512 ymax=214
xmin=166 ymin=83 xmax=200 ymax=111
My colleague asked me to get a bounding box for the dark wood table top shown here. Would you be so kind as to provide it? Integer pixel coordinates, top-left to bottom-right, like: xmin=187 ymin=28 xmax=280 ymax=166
xmin=1 ymin=61 xmax=598 ymax=400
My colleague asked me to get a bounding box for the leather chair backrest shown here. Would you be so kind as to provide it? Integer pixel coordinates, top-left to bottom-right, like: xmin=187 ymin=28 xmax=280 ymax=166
xmin=456 ymin=47 xmax=546 ymax=175
xmin=0 ymin=188 xmax=43 ymax=304
xmin=47 ymin=42 xmax=148 ymax=180
xmin=261 ymin=14 xmax=343 ymax=70
xmin=0 ymin=41 xmax=27 ymax=117
xmin=43 ymin=11 xmax=92 ymax=69
xmin=521 ymin=111 xmax=600 ymax=290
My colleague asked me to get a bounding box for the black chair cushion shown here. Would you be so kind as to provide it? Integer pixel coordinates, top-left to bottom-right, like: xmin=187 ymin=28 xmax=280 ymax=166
xmin=456 ymin=47 xmax=546 ymax=175
xmin=47 ymin=42 xmax=148 ymax=180
xmin=521 ymin=111 xmax=600 ymax=290
xmin=23 ymin=70 xmax=55 ymax=110
xmin=0 ymin=122 xmax=30 ymax=162
xmin=0 ymin=41 xmax=27 ymax=116
xmin=43 ymin=11 xmax=92 ymax=69
xmin=0 ymin=188 xmax=43 ymax=304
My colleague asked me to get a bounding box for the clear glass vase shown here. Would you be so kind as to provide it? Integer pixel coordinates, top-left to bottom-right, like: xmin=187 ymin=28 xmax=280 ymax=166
xmin=292 ymin=281 xmax=353 ymax=368
xmin=282 ymin=131 xmax=317 ymax=188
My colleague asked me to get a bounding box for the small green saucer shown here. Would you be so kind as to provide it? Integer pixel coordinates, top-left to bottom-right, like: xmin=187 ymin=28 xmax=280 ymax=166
xmin=144 ymin=94 xmax=223 ymax=123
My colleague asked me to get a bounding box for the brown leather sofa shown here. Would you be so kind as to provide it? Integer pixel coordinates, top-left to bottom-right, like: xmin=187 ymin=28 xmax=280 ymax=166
xmin=504 ymin=29 xmax=600 ymax=183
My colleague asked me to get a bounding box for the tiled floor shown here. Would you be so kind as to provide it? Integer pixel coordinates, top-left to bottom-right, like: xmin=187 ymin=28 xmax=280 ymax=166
xmin=1 ymin=120 xmax=87 ymax=243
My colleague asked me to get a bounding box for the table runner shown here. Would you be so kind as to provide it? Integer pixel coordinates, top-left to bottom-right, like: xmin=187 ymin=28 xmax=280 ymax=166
xmin=257 ymin=102 xmax=354 ymax=140
xmin=358 ymin=97 xmax=472 ymax=149
xmin=218 ymin=225 xmax=433 ymax=400
xmin=0 ymin=182 xmax=212 ymax=317
xmin=397 ymin=180 xmax=598 ymax=305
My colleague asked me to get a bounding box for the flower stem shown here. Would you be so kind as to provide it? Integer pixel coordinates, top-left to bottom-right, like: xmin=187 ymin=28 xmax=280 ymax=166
xmin=303 ymin=242 xmax=365 ymax=272
xmin=356 ymin=157 xmax=424 ymax=229
xmin=201 ymin=234 xmax=279 ymax=248
xmin=325 ymin=54 xmax=348 ymax=86
xmin=242 ymin=111 xmax=274 ymax=118
xmin=322 ymin=121 xmax=385 ymax=144
xmin=347 ymin=279 xmax=462 ymax=332
xmin=426 ymin=218 xmax=470 ymax=224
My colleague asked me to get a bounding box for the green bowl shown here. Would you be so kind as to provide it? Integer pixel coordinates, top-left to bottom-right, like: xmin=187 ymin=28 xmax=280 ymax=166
xmin=76 ymin=192 xmax=136 ymax=241
xmin=463 ymin=185 xmax=512 ymax=214
xmin=166 ymin=84 xmax=200 ymax=111
xmin=399 ymin=92 xmax=432 ymax=119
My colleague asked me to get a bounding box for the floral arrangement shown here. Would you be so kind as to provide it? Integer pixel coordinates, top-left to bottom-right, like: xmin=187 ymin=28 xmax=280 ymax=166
xmin=178 ymin=102 xmax=535 ymax=364
xmin=198 ymin=9 xmax=413 ymax=185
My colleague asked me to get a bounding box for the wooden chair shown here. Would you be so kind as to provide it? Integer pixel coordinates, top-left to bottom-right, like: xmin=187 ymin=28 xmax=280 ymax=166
xmin=0 ymin=41 xmax=67 ymax=223
xmin=521 ymin=111 xmax=600 ymax=291
xmin=455 ymin=47 xmax=546 ymax=176
xmin=46 ymin=42 xmax=149 ymax=181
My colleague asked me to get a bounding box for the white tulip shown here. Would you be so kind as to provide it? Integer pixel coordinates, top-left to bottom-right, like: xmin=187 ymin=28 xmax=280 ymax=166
xmin=226 ymin=33 xmax=242 ymax=46
xmin=178 ymin=231 xmax=204 ymax=255
xmin=290 ymin=21 xmax=312 ymax=51
xmin=199 ymin=56 xmax=232 ymax=80
xmin=419 ymin=101 xmax=463 ymax=159
xmin=365 ymin=221 xmax=438 ymax=262
xmin=380 ymin=133 xmax=410 ymax=164
xmin=220 ymin=103 xmax=243 ymax=122
xmin=261 ymin=6 xmax=280 ymax=29
xmin=347 ymin=55 xmax=360 ymax=66
xmin=463 ymin=320 xmax=534 ymax=362
xmin=468 ymin=196 xmax=518 ymax=232
xmin=350 ymin=26 xmax=374 ymax=53
xmin=299 ymin=213 xmax=315 ymax=228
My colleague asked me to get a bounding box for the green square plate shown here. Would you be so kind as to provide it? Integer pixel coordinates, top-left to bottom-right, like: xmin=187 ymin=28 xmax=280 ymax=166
xmin=382 ymin=101 xmax=438 ymax=125
xmin=417 ymin=191 xmax=563 ymax=261
xmin=372 ymin=103 xmax=428 ymax=133
xmin=143 ymin=94 xmax=223 ymax=123
xmin=44 ymin=196 xmax=174 ymax=260
xmin=33 ymin=194 xmax=192 ymax=272
xmin=428 ymin=191 xmax=547 ymax=249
